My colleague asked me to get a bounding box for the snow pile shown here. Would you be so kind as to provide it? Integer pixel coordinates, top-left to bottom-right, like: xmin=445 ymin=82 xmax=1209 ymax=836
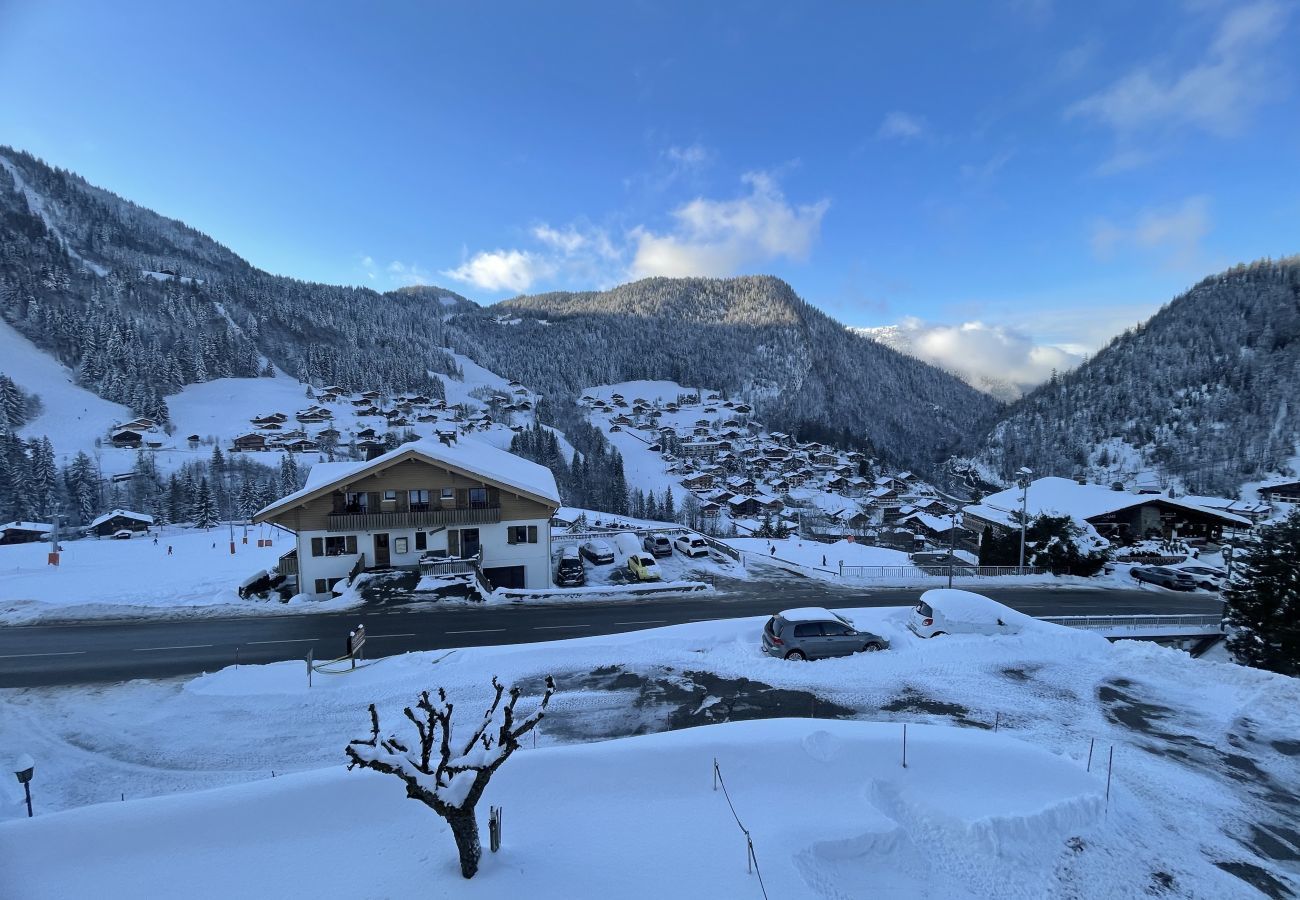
xmin=0 ymin=719 xmax=1106 ymax=899
xmin=919 ymin=588 xmax=1044 ymax=632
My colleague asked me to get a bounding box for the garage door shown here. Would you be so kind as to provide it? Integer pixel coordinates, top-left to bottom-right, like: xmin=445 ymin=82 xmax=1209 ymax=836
xmin=483 ymin=565 xmax=527 ymax=590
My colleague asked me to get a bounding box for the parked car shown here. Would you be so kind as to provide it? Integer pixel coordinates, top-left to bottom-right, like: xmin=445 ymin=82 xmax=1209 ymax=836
xmin=1130 ymin=566 xmax=1198 ymax=591
xmin=1172 ymin=565 xmax=1228 ymax=591
xmin=628 ymin=552 xmax=662 ymax=582
xmin=580 ymin=539 xmax=615 ymax=565
xmin=642 ymin=534 xmax=673 ymax=558
xmin=112 ymin=529 xmax=134 ymax=540
xmin=674 ymin=535 xmax=710 ymax=558
xmin=762 ymin=607 xmax=889 ymax=660
xmin=555 ymin=546 xmax=586 ymax=587
xmin=907 ymin=588 xmax=1035 ymax=639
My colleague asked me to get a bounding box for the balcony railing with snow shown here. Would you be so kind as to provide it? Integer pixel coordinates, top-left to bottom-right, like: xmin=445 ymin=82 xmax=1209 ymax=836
xmin=326 ymin=506 xmax=501 ymax=532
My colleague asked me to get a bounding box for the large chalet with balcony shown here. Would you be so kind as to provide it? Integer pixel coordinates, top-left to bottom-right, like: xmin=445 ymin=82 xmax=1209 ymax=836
xmin=253 ymin=438 xmax=561 ymax=595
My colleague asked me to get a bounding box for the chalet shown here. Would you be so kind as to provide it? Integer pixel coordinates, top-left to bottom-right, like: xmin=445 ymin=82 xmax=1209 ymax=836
xmin=611 ymin=414 xmax=634 ymax=427
xmin=754 ymin=494 xmax=784 ymax=513
xmin=355 ymin=406 xmax=382 ymax=417
xmin=322 ymin=385 xmax=347 ymax=395
xmin=283 ymin=438 xmax=320 ymax=453
xmin=259 ymin=421 xmax=284 ymax=431
xmin=726 ymin=476 xmax=757 ymax=493
xmin=255 ymin=440 xmax=561 ymax=595
xmin=351 ymin=398 xmax=372 ymax=407
xmin=764 ymin=447 xmax=790 ymax=460
xmin=360 ymin=391 xmax=382 ymax=400
xmin=769 ymin=431 xmax=789 ymax=444
xmin=727 ymin=495 xmax=759 ymax=517
xmin=111 ymin=429 xmax=144 ymax=449
xmin=0 ymin=521 xmax=53 ymax=545
xmin=319 ymin=428 xmax=342 ymax=441
xmin=1258 ymin=480 xmax=1300 ymax=505
xmin=699 ymin=501 xmax=721 ymax=518
xmin=251 ymin=413 xmax=288 ymax=426
xmin=296 ymin=407 xmax=333 ymax=423
xmin=90 ymin=509 xmax=153 ymax=537
xmin=233 ymin=433 xmax=268 ymax=451
xmin=827 ymin=475 xmax=850 ymax=492
xmin=733 ymin=403 xmax=753 ymax=414
xmin=356 ymin=428 xmax=379 ymax=441
xmin=513 ymin=400 xmax=533 ymax=411
xmin=812 ymin=451 xmax=839 ymax=467
xmin=417 ymin=413 xmax=439 ymax=423
xmin=963 ymin=477 xmax=1252 ymax=545
xmin=682 ymin=473 xmax=715 ymax=491
xmin=318 ymin=393 xmax=340 ymax=403
xmin=664 ymin=403 xmax=679 ymax=412
xmin=704 ymin=407 xmax=717 ymax=414
xmin=768 ymin=478 xmax=789 ymax=493
xmin=694 ymin=418 xmax=711 ymax=428
xmin=679 ymin=440 xmax=720 ymax=458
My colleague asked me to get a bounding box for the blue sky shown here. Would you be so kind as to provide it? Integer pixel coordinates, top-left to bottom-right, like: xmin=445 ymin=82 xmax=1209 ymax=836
xmin=2 ymin=0 xmax=1297 ymax=385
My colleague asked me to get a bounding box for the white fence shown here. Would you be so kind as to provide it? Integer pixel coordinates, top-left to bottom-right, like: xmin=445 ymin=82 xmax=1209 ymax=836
xmin=1039 ymin=614 xmax=1222 ymax=637
xmin=838 ymin=564 xmax=1049 ymax=579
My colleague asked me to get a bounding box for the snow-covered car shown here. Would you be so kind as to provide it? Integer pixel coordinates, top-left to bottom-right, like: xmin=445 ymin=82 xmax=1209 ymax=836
xmin=555 ymin=546 xmax=586 ymax=587
xmin=674 ymin=535 xmax=709 ymax=558
xmin=1173 ymin=565 xmax=1228 ymax=591
xmin=580 ymin=540 xmax=615 ymax=565
xmin=907 ymin=589 xmax=1035 ymax=638
xmin=627 ymin=553 xmax=662 ymax=582
xmin=642 ymin=534 xmax=673 ymax=558
xmin=1130 ymin=566 xmax=1197 ymax=591
xmin=762 ymin=607 xmax=889 ymax=660
xmin=112 ymin=529 xmax=134 ymax=540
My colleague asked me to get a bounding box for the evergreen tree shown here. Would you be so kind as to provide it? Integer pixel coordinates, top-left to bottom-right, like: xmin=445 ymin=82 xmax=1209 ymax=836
xmin=1224 ymin=510 xmax=1300 ymax=675
xmin=662 ymin=486 xmax=676 ymax=523
xmin=278 ymin=452 xmax=299 ymax=496
xmin=193 ymin=477 xmax=219 ymax=529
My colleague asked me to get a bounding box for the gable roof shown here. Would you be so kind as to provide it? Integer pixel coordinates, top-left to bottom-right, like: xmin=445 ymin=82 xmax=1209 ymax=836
xmin=253 ymin=438 xmax=561 ymax=522
xmin=90 ymin=509 xmax=154 ymax=528
xmin=970 ymin=476 xmax=1251 ymax=527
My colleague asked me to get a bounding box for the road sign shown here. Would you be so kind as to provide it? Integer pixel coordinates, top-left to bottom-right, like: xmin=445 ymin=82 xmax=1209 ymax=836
xmin=348 ymin=625 xmax=366 ymax=667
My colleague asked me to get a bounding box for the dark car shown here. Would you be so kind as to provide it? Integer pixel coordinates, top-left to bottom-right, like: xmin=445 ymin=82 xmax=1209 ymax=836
xmin=761 ymin=607 xmax=890 ymax=661
xmin=1130 ymin=565 xmax=1198 ymax=591
xmin=555 ymin=546 xmax=586 ymax=587
xmin=580 ymin=539 xmax=615 ymax=565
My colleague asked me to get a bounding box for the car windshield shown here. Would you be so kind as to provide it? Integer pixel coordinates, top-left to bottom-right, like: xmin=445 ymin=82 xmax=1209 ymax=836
xmin=916 ymin=602 xmax=933 ymax=616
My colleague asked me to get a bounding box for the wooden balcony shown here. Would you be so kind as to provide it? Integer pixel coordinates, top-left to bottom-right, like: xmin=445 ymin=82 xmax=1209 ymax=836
xmin=277 ymin=548 xmax=298 ymax=576
xmin=326 ymin=506 xmax=501 ymax=532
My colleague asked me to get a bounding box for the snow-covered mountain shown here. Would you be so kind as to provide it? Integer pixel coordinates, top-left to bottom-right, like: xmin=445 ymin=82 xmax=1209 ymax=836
xmin=0 ymin=146 xmax=999 ymax=476
xmin=970 ymin=258 xmax=1300 ymax=494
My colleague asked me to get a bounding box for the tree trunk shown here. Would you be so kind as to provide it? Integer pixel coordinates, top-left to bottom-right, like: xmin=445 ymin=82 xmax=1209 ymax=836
xmin=447 ymin=808 xmax=482 ymax=879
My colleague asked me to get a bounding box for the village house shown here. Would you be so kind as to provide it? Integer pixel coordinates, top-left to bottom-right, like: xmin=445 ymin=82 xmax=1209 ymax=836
xmin=254 ymin=439 xmax=561 ymax=595
xmin=90 ymin=509 xmax=154 ymax=537
xmin=233 ymin=432 xmax=268 ymax=452
xmin=0 ymin=521 xmax=53 ymax=545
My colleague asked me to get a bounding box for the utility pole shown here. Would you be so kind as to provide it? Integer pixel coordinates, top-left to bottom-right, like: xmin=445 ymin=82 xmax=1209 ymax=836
xmin=946 ymin=508 xmax=964 ymax=589
xmin=1016 ymin=468 xmax=1033 ymax=576
xmin=48 ymin=513 xmax=60 ymax=567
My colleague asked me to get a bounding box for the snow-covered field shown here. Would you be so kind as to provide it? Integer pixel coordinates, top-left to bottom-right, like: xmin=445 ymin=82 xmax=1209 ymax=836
xmin=0 ymin=526 xmax=351 ymax=624
xmin=2 ymin=613 xmax=1296 ymax=897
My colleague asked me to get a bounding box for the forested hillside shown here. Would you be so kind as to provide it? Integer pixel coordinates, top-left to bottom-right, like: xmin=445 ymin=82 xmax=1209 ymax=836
xmin=451 ymin=276 xmax=1003 ymax=472
xmin=975 ymin=258 xmax=1300 ymax=494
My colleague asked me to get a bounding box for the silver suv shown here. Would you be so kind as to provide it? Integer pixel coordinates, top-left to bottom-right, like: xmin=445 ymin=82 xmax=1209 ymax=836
xmin=761 ymin=607 xmax=890 ymax=660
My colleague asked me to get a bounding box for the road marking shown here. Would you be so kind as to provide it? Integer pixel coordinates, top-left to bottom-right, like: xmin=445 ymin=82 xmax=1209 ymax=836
xmin=533 ymin=624 xmax=590 ymax=630
xmin=613 ymin=620 xmax=667 ymax=625
xmin=0 ymin=650 xmax=87 ymax=659
xmin=368 ymin=633 xmax=416 ymax=639
xmin=247 ymin=638 xmax=319 ymax=645
xmin=445 ymin=628 xmax=506 ymax=635
xmin=132 ymin=644 xmax=213 ymax=652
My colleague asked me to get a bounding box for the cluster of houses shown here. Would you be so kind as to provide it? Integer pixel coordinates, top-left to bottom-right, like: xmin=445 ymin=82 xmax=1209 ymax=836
xmin=109 ymin=417 xmax=166 ymax=449
xmin=229 ymin=382 xmax=536 ymax=459
xmin=582 ymin=389 xmax=1291 ymax=553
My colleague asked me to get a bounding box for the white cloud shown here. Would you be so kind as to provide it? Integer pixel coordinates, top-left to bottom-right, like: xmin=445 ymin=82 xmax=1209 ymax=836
xmin=859 ymin=318 xmax=1083 ymax=398
xmin=664 ymin=143 xmax=712 ymax=169
xmin=1068 ymin=1 xmax=1286 ymax=140
xmin=629 ymin=171 xmax=830 ymax=278
xmin=1091 ymin=196 xmax=1211 ymax=269
xmin=442 ymin=249 xmax=553 ymax=293
xmin=532 ymin=225 xmax=587 ymax=254
xmin=876 ymin=111 xmax=926 ymax=141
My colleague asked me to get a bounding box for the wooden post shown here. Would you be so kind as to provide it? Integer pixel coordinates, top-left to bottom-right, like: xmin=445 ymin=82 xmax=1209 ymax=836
xmin=993 ymin=711 xmax=1000 ymax=733
xmin=902 ymin=723 xmax=908 ymax=769
xmin=307 ymin=648 xmax=313 ymax=688
xmin=1105 ymin=746 xmax=1114 ymax=812
xmin=1086 ymin=737 xmax=1095 ymax=772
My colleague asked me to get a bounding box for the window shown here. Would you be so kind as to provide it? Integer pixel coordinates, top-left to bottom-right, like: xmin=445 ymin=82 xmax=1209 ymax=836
xmin=409 ymin=489 xmax=430 ymax=511
xmin=312 ymin=535 xmax=358 ymax=557
xmin=314 ymin=577 xmax=344 ymax=594
xmin=507 ymin=525 xmax=539 ymax=545
xmin=469 ymin=487 xmax=489 ymax=508
xmin=440 ymin=487 xmax=455 ymax=502
xmin=822 ymin=622 xmax=853 ymax=636
xmin=792 ymin=623 xmax=822 ymax=638
xmin=394 ymin=537 xmax=409 ymax=554
xmin=344 ymin=492 xmax=368 ymax=513
xmin=415 ymin=531 xmax=427 ymax=551
xmin=383 ymin=490 xmax=397 ymax=502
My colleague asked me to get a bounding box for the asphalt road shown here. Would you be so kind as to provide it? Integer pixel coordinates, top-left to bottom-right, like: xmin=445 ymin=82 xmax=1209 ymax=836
xmin=0 ymin=576 xmax=1223 ymax=688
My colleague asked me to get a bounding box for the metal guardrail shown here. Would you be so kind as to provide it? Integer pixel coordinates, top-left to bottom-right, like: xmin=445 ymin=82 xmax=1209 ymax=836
xmin=1040 ymin=613 xmax=1222 ymax=632
xmin=838 ymin=565 xmax=1049 ymax=579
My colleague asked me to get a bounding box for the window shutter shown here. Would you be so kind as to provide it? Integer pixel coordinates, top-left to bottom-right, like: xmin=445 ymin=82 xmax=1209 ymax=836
xmin=527 ymin=525 xmax=538 ymax=543
xmin=345 ymin=535 xmax=357 ymax=554
xmin=455 ymin=488 xmax=469 ymax=509
xmin=488 ymin=487 xmax=500 ymax=507
xmin=311 ymin=537 xmax=324 ymax=557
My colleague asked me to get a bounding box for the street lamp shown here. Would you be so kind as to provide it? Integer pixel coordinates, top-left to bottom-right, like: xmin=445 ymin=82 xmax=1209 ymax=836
xmin=13 ymin=754 xmax=34 ymax=818
xmin=1016 ymin=467 xmax=1034 ymax=576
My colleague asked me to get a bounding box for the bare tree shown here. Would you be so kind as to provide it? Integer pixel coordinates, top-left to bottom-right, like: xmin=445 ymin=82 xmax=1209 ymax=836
xmin=345 ymin=676 xmax=556 ymax=879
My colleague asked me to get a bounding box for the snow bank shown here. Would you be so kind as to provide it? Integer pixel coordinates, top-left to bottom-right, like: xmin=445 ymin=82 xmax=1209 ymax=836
xmin=0 ymin=719 xmax=1105 ymax=900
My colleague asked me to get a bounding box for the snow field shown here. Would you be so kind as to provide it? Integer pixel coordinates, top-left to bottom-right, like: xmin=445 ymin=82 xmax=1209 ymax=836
xmin=0 ymin=719 xmax=1107 ymax=900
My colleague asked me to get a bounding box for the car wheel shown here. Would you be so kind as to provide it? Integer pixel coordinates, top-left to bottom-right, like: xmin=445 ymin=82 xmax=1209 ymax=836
xmin=784 ymin=649 xmax=807 ymax=661
xmin=863 ymin=642 xmax=882 ymax=652
xmin=931 ymin=631 xmax=947 ymax=637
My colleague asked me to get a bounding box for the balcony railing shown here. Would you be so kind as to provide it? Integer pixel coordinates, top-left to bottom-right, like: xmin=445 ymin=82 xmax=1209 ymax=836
xmin=326 ymin=506 xmax=501 ymax=532
xmin=277 ymin=548 xmax=298 ymax=576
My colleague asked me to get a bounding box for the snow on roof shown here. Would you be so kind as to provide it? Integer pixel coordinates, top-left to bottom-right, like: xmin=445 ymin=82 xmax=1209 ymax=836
xmin=256 ymin=437 xmax=561 ymax=520
xmin=777 ymin=607 xmax=843 ymax=623
xmin=977 ymin=477 xmax=1251 ymax=527
xmin=90 ymin=509 xmax=154 ymax=527
xmin=1 ymin=521 xmax=53 ymax=531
